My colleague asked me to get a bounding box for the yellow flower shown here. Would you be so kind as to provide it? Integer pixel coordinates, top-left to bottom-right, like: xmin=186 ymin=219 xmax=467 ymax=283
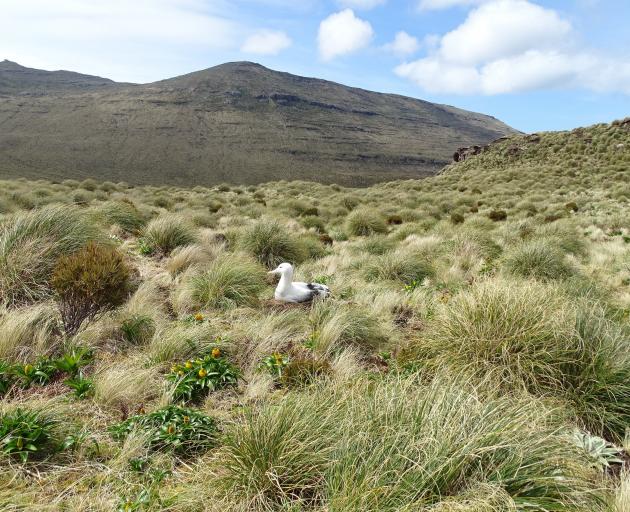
xmin=170 ymin=365 xmax=177 ymax=373
xmin=183 ymin=416 xmax=190 ymax=424
xmin=211 ymin=348 xmax=221 ymax=358
xmin=185 ymin=361 xmax=193 ymax=369
xmin=167 ymin=425 xmax=175 ymax=434
xmin=178 ymin=370 xmax=184 ymax=376
xmin=194 ymin=313 xmax=204 ymax=322
xmin=198 ymin=368 xmax=207 ymax=378
xmin=24 ymin=364 xmax=33 ymax=373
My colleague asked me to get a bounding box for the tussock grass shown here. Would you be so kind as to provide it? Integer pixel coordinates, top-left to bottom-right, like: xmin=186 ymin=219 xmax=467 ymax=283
xmin=345 ymin=207 xmax=387 ymax=236
xmin=172 ymin=256 xmax=267 ymax=312
xmin=213 ymin=374 xmax=605 ymax=511
xmin=363 ymin=250 xmax=435 ymax=284
xmin=0 ymin=302 xmax=59 ymax=361
xmin=238 ymin=220 xmax=308 ymax=269
xmin=503 ymin=239 xmax=576 ymax=281
xmin=142 ymin=214 xmax=197 ymax=255
xmin=0 ymin=205 xmax=103 ymax=306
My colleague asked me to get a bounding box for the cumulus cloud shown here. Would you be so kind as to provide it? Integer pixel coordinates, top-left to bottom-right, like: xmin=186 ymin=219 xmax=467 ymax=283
xmin=418 ymin=0 xmax=487 ymax=10
xmin=318 ymin=9 xmax=373 ymax=61
xmin=241 ymin=30 xmax=292 ymax=55
xmin=396 ymin=0 xmax=630 ymax=95
xmin=384 ymin=31 xmax=420 ymax=57
xmin=337 ymin=0 xmax=386 ymax=9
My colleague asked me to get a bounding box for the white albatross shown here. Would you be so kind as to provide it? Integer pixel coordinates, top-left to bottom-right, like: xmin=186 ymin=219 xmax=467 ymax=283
xmin=268 ymin=263 xmax=330 ymax=303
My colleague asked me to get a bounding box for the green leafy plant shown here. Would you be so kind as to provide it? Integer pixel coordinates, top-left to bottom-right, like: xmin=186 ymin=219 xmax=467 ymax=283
xmin=166 ymin=349 xmax=239 ymax=403
xmin=12 ymin=358 xmax=58 ymax=388
xmin=572 ymin=430 xmax=623 ymax=470
xmin=258 ymin=353 xmax=290 ymax=379
xmin=51 ymin=242 xmax=131 ymax=336
xmin=109 ymin=405 xmax=218 ymax=457
xmin=0 ymin=361 xmax=15 ymax=396
xmin=0 ymin=408 xmax=58 ymax=462
xmin=65 ymin=375 xmax=95 ymax=399
xmin=54 ymin=346 xmax=93 ymax=376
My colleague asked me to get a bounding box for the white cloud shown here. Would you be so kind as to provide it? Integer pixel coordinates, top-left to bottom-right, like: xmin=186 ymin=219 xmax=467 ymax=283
xmin=396 ymin=0 xmax=630 ymax=95
xmin=337 ymin=0 xmax=386 ymax=9
xmin=418 ymin=0 xmax=487 ymax=10
xmin=439 ymin=0 xmax=571 ymax=65
xmin=318 ymin=9 xmax=374 ymax=61
xmin=384 ymin=31 xmax=420 ymax=57
xmin=241 ymin=30 xmax=292 ymax=55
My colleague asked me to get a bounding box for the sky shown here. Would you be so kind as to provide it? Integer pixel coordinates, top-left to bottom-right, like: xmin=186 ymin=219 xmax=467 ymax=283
xmin=2 ymin=0 xmax=630 ymax=132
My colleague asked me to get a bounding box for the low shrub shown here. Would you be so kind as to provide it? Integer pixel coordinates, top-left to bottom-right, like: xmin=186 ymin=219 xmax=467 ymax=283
xmin=173 ymin=256 xmax=267 ymax=311
xmin=239 ymin=221 xmax=307 ymax=269
xmin=167 ymin=349 xmax=239 ymax=403
xmin=345 ymin=208 xmax=387 ymax=236
xmin=141 ymin=215 xmax=196 ymax=255
xmin=109 ymin=405 xmax=218 ymax=457
xmin=51 ymin=242 xmax=131 ymax=336
xmin=488 ymin=209 xmax=507 ymax=222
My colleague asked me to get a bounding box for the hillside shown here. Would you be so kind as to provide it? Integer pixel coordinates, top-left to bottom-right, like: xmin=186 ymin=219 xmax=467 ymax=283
xmin=0 ymin=61 xmax=515 ymax=186
xmin=0 ymin=119 xmax=629 ymax=510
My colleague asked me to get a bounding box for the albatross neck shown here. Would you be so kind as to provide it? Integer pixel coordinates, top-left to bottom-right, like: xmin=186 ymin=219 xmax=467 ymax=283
xmin=277 ymin=267 xmax=294 ymax=293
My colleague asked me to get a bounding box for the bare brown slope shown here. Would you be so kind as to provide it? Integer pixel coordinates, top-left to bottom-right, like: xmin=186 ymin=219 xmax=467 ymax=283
xmin=0 ymin=61 xmax=517 ymax=186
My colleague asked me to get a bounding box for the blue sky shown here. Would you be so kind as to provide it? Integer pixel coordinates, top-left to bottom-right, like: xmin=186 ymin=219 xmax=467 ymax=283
xmin=3 ymin=0 xmax=630 ymax=132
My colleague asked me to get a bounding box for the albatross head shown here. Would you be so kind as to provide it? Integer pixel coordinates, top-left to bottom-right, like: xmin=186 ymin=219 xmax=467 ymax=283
xmin=268 ymin=262 xmax=293 ymax=275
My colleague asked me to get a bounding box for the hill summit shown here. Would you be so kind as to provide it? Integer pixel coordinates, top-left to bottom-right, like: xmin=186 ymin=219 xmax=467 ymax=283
xmin=0 ymin=61 xmax=516 ymax=186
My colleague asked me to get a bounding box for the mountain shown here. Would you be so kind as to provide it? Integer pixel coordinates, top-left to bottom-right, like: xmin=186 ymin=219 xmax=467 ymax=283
xmin=0 ymin=61 xmax=517 ymax=186
xmin=0 ymin=60 xmax=117 ymax=94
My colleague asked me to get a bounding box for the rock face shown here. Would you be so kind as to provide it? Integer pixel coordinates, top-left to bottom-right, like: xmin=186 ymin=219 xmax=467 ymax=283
xmin=0 ymin=60 xmax=517 ymax=186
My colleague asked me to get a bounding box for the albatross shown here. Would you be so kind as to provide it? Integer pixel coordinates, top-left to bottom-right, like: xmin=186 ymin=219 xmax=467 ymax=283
xmin=268 ymin=263 xmax=330 ymax=303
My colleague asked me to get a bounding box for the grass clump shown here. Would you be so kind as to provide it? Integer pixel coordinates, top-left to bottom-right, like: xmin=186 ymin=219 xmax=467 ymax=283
xmin=0 ymin=205 xmax=102 ymax=306
xmin=174 ymin=256 xmax=266 ymax=311
xmin=345 ymin=208 xmax=387 ymax=236
xmin=215 ymin=374 xmax=605 ymax=511
xmin=363 ymin=250 xmax=435 ymax=285
xmin=51 ymin=242 xmax=131 ymax=336
xmin=97 ymin=200 xmax=146 ymax=234
xmin=503 ymin=240 xmax=576 ymax=281
xmin=109 ymin=405 xmax=218 ymax=457
xmin=238 ymin=220 xmax=307 ymax=268
xmin=141 ymin=215 xmax=196 ymax=255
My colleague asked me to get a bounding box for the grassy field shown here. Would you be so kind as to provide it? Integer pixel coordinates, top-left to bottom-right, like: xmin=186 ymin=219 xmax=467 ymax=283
xmin=0 ymin=118 xmax=629 ymax=511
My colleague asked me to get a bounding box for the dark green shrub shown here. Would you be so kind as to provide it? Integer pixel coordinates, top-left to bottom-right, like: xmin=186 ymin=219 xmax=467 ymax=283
xmin=450 ymin=212 xmax=465 ymax=224
xmin=0 ymin=408 xmax=59 ymax=462
xmin=280 ymin=359 xmax=331 ymax=388
xmin=488 ymin=209 xmax=507 ymax=222
xmin=345 ymin=208 xmax=387 ymax=237
xmin=51 ymin=242 xmax=131 ymax=336
xmin=386 ymin=214 xmax=403 ymax=225
xmin=167 ymin=350 xmax=239 ymax=403
xmin=109 ymin=405 xmax=218 ymax=457
xmin=565 ymin=201 xmax=579 ymax=212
